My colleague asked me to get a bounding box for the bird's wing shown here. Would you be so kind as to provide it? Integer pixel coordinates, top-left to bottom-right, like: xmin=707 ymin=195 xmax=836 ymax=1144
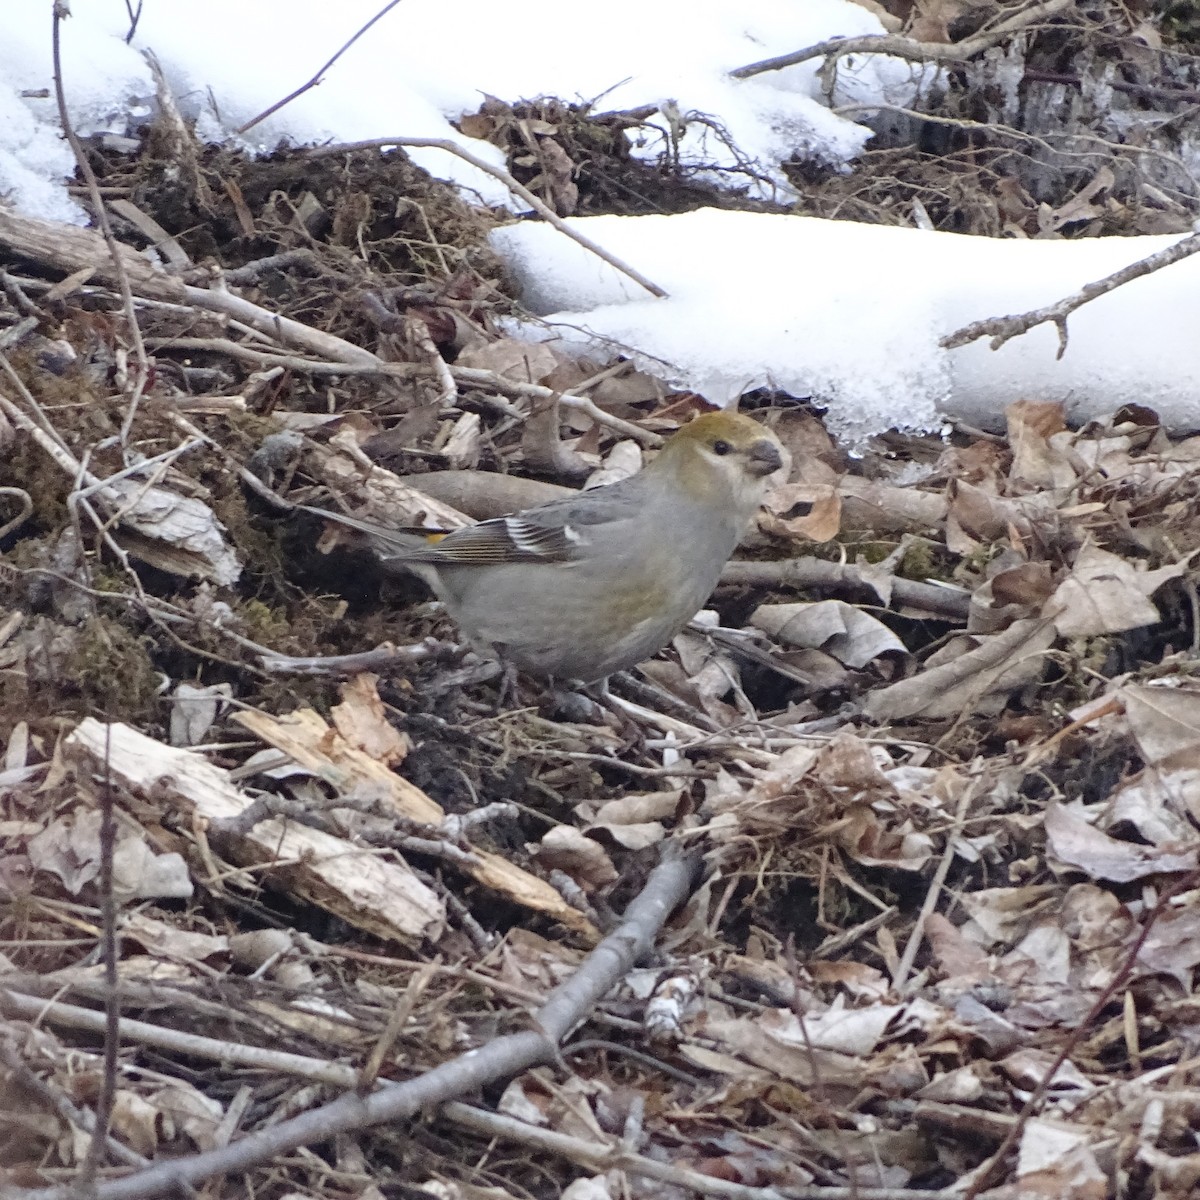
xmin=417 ymin=514 xmax=579 ymax=564
xmin=303 ymin=475 xmax=649 ymax=567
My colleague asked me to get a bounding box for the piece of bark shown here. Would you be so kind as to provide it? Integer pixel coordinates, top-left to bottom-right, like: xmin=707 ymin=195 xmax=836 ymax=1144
xmin=66 ymin=719 xmax=445 ymax=945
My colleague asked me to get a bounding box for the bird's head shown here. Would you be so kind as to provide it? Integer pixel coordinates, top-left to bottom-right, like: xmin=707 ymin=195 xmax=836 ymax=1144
xmin=652 ymin=410 xmax=785 ymax=514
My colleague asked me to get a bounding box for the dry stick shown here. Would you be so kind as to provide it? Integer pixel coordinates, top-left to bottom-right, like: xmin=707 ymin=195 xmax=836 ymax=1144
xmin=0 ymin=314 xmax=39 ymax=350
xmin=51 ymin=1 xmax=149 ymax=444
xmin=729 ymin=0 xmax=1076 ymax=78
xmin=0 ymin=991 xmax=361 ymax=1088
xmin=961 ymin=870 xmax=1200 ymax=1200
xmin=0 ymin=487 xmax=33 ymax=540
xmin=305 ymin=138 xmax=668 ymax=298
xmin=442 ymin=1100 xmax=958 ymax=1200
xmin=941 ymin=231 xmax=1200 ymax=357
xmin=6 ymin=850 xmax=698 ymax=1200
xmin=255 ymin=640 xmax=450 ymax=676
xmin=76 ymin=725 xmax=120 ymax=1189
xmin=181 ymin=284 xmax=380 ymax=364
xmin=235 ymin=0 xmax=406 ymax=135
xmin=891 ymin=780 xmax=976 ymax=993
xmin=0 ymin=1038 xmax=148 ymax=1171
xmin=720 ymin=559 xmax=971 ymax=622
xmin=406 ymin=312 xmax=457 ymax=405
xmin=143 ymin=335 xmax=663 ymax=444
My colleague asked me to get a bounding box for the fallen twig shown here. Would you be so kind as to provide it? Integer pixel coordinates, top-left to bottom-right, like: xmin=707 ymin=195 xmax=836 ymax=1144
xmin=721 ymin=558 xmax=971 ymax=621
xmin=4 ymin=849 xmax=697 ymax=1200
xmin=891 ymin=779 xmax=976 ymax=991
xmin=442 ymin=1100 xmax=960 ymax=1200
xmin=0 ymin=989 xmax=359 ymax=1088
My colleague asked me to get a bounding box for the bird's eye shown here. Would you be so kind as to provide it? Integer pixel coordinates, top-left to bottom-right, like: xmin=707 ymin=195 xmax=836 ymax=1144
xmin=712 ymin=440 xmax=731 ymax=456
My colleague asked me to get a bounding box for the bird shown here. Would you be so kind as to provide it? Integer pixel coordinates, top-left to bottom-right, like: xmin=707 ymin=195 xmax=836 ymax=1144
xmin=310 ymin=410 xmax=784 ymax=683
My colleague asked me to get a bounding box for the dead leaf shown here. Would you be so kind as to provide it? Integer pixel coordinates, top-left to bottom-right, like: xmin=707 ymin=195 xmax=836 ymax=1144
xmin=121 ymin=911 xmax=228 ymax=961
xmin=533 ymin=826 xmax=618 ymax=892
xmin=1047 ymin=544 xmax=1183 ymax=637
xmin=1007 ymin=399 xmax=1076 ymax=491
xmin=837 ymin=803 xmax=934 ymax=871
xmin=969 ymin=561 xmax=1054 ymax=633
xmin=760 ymin=1000 xmax=903 ymax=1057
xmin=1039 ymin=166 xmax=1114 ymax=235
xmin=521 ymin=393 xmax=592 ymax=479
xmin=111 ymin=833 xmax=194 ymax=901
xmin=169 ymin=681 xmax=231 ymax=747
xmin=456 ymin=337 xmax=558 ymax=382
xmin=584 ymin=439 xmax=641 ymax=489
xmin=752 ymin=599 xmax=906 ymax=667
xmin=1136 ymin=904 xmax=1200 ymax=990
xmin=1121 ymin=682 xmax=1200 ymax=769
xmin=760 ymin=482 xmax=841 ymax=542
xmin=27 ymin=809 xmax=193 ymax=901
xmin=864 ymin=618 xmax=1056 ymax=721
xmin=699 ymin=1013 xmax=864 ymax=1085
xmin=959 ymin=885 xmax=1060 ymax=946
xmin=1016 ymin=1120 xmax=1107 ymax=1200
xmin=925 ymin=913 xmax=992 ymax=985
xmin=1045 ymin=802 xmax=1199 ymax=882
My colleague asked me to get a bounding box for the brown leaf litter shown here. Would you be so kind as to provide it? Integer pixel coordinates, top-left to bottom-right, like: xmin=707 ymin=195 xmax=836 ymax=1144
xmin=5 ymin=26 xmax=1200 ymax=1197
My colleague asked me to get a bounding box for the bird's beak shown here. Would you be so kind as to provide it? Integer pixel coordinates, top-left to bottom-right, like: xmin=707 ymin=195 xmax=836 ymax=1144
xmin=746 ymin=439 xmax=784 ymax=477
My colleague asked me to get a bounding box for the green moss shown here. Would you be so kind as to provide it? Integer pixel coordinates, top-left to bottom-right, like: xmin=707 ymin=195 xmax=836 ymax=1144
xmin=71 ymin=617 xmax=162 ymax=719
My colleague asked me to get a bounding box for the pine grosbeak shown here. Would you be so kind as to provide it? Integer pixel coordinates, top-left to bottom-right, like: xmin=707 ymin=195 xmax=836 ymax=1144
xmin=317 ymin=411 xmax=784 ymax=682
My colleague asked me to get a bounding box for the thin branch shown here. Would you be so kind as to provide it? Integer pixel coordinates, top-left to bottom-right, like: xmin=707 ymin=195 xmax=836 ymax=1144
xmin=304 ymin=137 xmax=668 ymax=298
xmin=941 ymin=232 xmax=1200 ymax=356
xmin=443 ymin=1100 xmax=959 ymax=1200
xmin=720 ymin=559 xmax=972 ymax=621
xmin=76 ymin=724 xmax=120 ymax=1188
xmin=51 ymin=0 xmax=149 ymax=443
xmin=729 ymin=0 xmax=1076 ymax=78
xmin=891 ymin=781 xmax=976 ymax=991
xmin=0 ymin=487 xmax=33 ymax=540
xmin=0 ymin=990 xmax=361 ymax=1088
xmin=255 ymin=640 xmax=452 ymax=675
xmin=121 ymin=0 xmax=142 ymax=44
xmin=145 ymin=335 xmax=664 ymax=444
xmin=235 ymin=0 xmax=406 ymax=135
xmin=5 ymin=850 xmax=698 ymax=1200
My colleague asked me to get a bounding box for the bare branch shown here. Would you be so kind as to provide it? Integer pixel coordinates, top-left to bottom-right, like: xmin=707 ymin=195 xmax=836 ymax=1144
xmin=941 ymin=232 xmax=1200 ymax=356
xmin=236 ymin=0 xmax=406 ymax=135
xmin=729 ymin=0 xmax=1077 ymax=79
xmin=5 ymin=850 xmax=697 ymax=1200
xmin=51 ymin=1 xmax=149 ymax=442
xmin=442 ymin=1100 xmax=961 ymax=1200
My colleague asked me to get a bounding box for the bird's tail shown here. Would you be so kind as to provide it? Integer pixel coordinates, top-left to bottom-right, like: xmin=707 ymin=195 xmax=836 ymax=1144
xmin=299 ymin=504 xmax=450 ymax=562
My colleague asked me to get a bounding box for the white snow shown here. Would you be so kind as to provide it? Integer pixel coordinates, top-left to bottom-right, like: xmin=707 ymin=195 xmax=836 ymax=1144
xmin=0 ymin=0 xmax=1197 ymax=438
xmin=493 ymin=210 xmax=1200 ymax=439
